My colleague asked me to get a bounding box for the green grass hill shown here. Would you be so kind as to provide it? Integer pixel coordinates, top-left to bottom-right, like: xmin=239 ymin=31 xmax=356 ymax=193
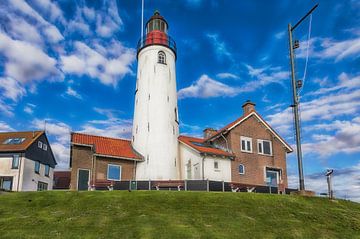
xmin=0 ymin=191 xmax=359 ymax=238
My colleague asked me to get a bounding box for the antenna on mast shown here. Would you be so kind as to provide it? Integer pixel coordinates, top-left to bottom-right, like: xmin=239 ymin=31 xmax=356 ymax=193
xmin=141 ymin=0 xmax=144 ymax=37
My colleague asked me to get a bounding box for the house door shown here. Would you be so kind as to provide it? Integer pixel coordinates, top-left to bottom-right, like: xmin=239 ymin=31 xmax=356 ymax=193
xmin=194 ymin=164 xmax=200 ymax=179
xmin=266 ymin=170 xmax=279 ymax=187
xmin=78 ymin=169 xmax=90 ymax=191
xmin=0 ymin=177 xmax=13 ymax=191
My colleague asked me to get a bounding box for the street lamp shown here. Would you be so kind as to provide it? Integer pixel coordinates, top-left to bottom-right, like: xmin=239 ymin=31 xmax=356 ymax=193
xmin=288 ymin=4 xmax=318 ymax=191
xmin=325 ymin=169 xmax=334 ymax=199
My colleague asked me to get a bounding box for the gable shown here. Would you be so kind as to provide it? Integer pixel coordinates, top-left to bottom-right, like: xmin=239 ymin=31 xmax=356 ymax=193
xmin=25 ymin=133 xmax=57 ymax=168
xmin=206 ymin=111 xmax=293 ymax=153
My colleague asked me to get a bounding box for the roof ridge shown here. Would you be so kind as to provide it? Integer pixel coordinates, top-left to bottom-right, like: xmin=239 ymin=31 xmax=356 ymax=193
xmin=72 ymin=132 xmax=131 ymax=142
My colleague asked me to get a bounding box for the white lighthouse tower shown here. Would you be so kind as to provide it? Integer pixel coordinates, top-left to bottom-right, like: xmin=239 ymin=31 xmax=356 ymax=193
xmin=132 ymin=11 xmax=179 ymax=180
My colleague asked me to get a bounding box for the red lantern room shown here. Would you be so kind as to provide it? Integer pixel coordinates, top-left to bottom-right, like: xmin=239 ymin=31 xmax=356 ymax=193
xmin=137 ymin=10 xmax=176 ymax=58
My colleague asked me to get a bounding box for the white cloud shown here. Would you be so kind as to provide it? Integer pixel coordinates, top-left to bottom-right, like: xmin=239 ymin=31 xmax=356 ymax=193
xmin=43 ymin=25 xmax=64 ymax=43
xmin=65 ymin=86 xmax=82 ymax=100
xmin=297 ymin=35 xmax=360 ymax=61
xmin=0 ymin=99 xmax=14 ymax=117
xmin=0 ymin=121 xmax=14 ymax=132
xmin=206 ymin=33 xmax=233 ymax=61
xmin=95 ymin=0 xmax=123 ymax=38
xmin=216 ymin=73 xmax=239 ymax=80
xmin=24 ymin=103 xmax=36 ymax=114
xmin=60 ymin=41 xmax=135 ymax=86
xmin=3 ymin=15 xmax=43 ymax=45
xmin=179 ymin=65 xmax=289 ymax=99
xmin=302 ymin=117 xmax=360 ymax=156
xmin=275 ymin=31 xmax=285 ymax=39
xmin=0 ymin=77 xmax=26 ymax=101
xmin=0 ymin=32 xmax=62 ymax=84
xmin=178 ymin=74 xmax=239 ymax=99
xmin=32 ymin=0 xmax=66 ymax=24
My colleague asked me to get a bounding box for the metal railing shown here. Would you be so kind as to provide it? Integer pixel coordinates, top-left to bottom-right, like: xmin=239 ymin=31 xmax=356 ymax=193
xmin=137 ymin=35 xmax=177 ymax=56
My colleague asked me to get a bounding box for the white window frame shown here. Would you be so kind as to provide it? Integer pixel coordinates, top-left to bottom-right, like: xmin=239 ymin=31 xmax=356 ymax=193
xmin=38 ymin=141 xmax=43 ymax=148
xmin=107 ymin=164 xmax=122 ymax=181
xmin=240 ymin=136 xmax=253 ymax=153
xmin=257 ymin=139 xmax=273 ymax=156
xmin=239 ymin=164 xmax=245 ymax=175
xmin=43 ymin=143 xmax=48 ymax=151
xmin=265 ymin=169 xmax=280 ymax=186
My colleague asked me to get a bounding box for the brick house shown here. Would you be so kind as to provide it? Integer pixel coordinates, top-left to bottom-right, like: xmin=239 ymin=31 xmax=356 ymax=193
xmin=202 ymin=101 xmax=293 ymax=191
xmin=69 ymin=133 xmax=142 ymax=190
xmin=69 ymin=101 xmax=291 ymax=192
xmin=0 ymin=131 xmax=56 ymax=191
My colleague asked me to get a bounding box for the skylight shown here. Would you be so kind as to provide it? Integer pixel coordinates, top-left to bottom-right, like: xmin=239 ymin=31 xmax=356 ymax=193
xmin=3 ymin=138 xmax=26 ymax=145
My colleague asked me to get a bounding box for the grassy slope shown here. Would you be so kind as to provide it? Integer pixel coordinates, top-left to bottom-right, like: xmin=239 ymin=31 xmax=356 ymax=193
xmin=0 ymin=191 xmax=359 ymax=239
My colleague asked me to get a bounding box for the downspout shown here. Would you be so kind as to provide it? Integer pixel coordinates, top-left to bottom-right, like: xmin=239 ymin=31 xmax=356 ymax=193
xmin=133 ymin=160 xmax=137 ymax=180
xmin=202 ymin=155 xmax=205 ymax=180
xmin=16 ymin=153 xmax=23 ymax=191
xmin=91 ymin=144 xmax=96 ymax=190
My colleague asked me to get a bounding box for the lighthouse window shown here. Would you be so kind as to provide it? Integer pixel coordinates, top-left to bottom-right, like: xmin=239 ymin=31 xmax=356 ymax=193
xmin=158 ymin=51 xmax=166 ymax=64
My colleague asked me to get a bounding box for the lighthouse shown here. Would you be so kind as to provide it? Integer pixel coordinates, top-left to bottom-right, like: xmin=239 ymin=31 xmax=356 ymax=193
xmin=132 ymin=11 xmax=179 ymax=180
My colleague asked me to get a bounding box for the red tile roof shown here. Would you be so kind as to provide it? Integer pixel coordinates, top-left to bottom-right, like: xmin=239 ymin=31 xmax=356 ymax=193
xmin=71 ymin=133 xmax=142 ymax=160
xmin=0 ymin=131 xmax=44 ymax=152
xmin=178 ymin=135 xmax=234 ymax=158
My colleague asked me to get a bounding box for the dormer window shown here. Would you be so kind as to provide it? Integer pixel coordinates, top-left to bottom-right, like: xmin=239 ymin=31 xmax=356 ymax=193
xmin=158 ymin=51 xmax=166 ymax=64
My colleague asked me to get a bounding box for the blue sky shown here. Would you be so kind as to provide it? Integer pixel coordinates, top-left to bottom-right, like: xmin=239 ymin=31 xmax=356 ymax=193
xmin=0 ymin=0 xmax=359 ymax=201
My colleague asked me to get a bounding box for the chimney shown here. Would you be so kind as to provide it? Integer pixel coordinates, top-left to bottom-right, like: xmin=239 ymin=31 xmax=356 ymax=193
xmin=203 ymin=128 xmax=217 ymax=139
xmin=242 ymin=100 xmax=256 ymax=115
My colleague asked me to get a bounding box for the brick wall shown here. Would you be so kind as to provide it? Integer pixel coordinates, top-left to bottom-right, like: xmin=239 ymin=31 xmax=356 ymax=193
xmin=70 ymin=145 xmax=136 ymax=190
xmin=214 ymin=115 xmax=289 ymax=188
xmin=95 ymin=156 xmax=135 ymax=181
xmin=70 ymin=145 xmax=93 ymax=190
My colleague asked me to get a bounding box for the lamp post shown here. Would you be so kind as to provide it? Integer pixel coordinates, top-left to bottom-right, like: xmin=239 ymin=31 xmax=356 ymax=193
xmin=325 ymin=169 xmax=334 ymax=199
xmin=288 ymin=4 xmax=318 ymax=191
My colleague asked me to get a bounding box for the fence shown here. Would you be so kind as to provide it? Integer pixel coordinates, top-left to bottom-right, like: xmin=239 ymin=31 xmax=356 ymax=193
xmin=94 ymin=179 xmax=294 ymax=194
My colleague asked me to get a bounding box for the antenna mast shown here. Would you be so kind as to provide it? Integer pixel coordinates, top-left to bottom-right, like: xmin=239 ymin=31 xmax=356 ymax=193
xmin=288 ymin=3 xmax=318 ymax=191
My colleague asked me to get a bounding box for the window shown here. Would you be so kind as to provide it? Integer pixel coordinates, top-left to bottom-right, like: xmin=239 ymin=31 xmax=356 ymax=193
xmin=266 ymin=169 xmax=279 ymax=187
xmin=239 ymin=164 xmax=245 ymax=175
xmin=38 ymin=141 xmax=43 ymax=148
xmin=43 ymin=144 xmax=48 ymax=151
xmin=158 ymin=51 xmax=166 ymax=64
xmin=258 ymin=139 xmax=272 ymax=156
xmin=107 ymin=164 xmax=121 ymax=181
xmin=45 ymin=165 xmax=50 ymax=177
xmin=241 ymin=136 xmax=252 ymax=153
xmin=37 ymin=181 xmax=48 ymax=191
xmin=175 ymin=107 xmax=178 ymax=123
xmin=3 ymin=138 xmax=25 ymax=145
xmin=35 ymin=161 xmax=40 ymax=174
xmin=12 ymin=155 xmax=19 ymax=169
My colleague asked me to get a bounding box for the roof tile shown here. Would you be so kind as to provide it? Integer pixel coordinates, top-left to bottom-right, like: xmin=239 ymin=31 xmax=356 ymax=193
xmin=179 ymin=135 xmax=234 ymax=157
xmin=71 ymin=133 xmax=142 ymax=160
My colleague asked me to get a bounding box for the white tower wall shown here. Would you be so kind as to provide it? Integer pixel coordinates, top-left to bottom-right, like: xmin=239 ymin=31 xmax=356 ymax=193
xmin=132 ymin=45 xmax=179 ymax=180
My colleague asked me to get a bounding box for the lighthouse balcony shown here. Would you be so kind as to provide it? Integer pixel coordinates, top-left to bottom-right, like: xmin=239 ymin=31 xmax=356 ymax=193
xmin=137 ymin=34 xmax=177 ymax=57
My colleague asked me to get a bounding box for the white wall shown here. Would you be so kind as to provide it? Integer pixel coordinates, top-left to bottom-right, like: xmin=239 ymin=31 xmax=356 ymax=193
xmin=0 ymin=154 xmax=21 ymax=191
xmin=179 ymin=143 xmax=232 ymax=182
xmin=21 ymin=158 xmax=53 ymax=191
xmin=133 ymin=45 xmax=179 ymax=180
